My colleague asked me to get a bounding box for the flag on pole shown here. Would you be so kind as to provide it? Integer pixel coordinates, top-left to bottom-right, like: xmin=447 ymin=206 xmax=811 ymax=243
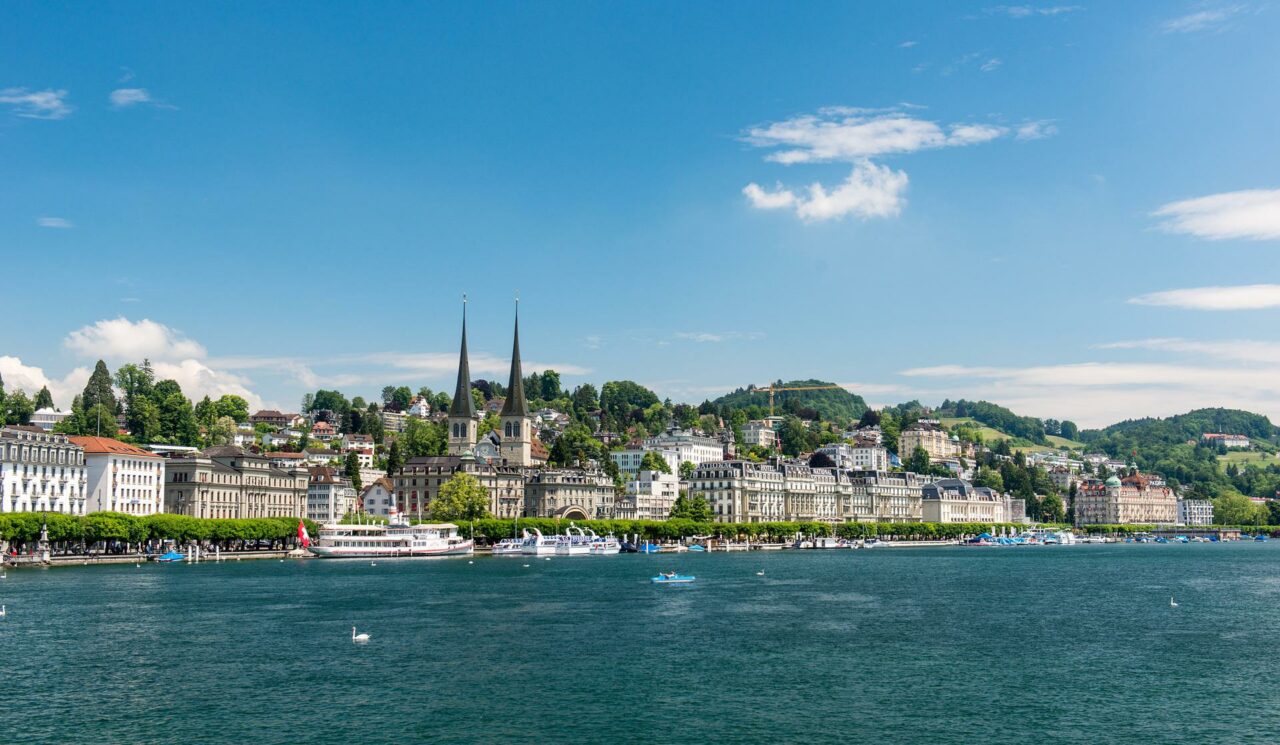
xmin=298 ymin=520 xmax=311 ymax=548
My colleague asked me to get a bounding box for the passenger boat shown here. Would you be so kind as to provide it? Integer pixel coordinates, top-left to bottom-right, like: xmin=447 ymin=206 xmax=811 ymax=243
xmin=651 ymin=573 xmax=695 ymax=584
xmin=308 ymin=521 xmax=473 ymax=558
xmin=492 ymin=531 xmax=528 ymax=556
xmin=555 ymin=525 xmax=593 ymax=556
xmin=521 ymin=528 xmax=561 ymax=556
xmin=588 ymin=531 xmax=621 ymax=555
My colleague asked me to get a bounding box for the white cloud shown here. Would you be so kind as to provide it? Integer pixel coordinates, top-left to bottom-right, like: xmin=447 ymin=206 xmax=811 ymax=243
xmin=1097 ymin=338 xmax=1280 ymax=365
xmin=37 ymin=216 xmax=74 ymax=229
xmin=109 ymin=88 xmax=152 ymax=108
xmin=0 ymin=356 xmax=90 ymax=410
xmin=741 ymin=107 xmax=1020 ymax=221
xmin=1128 ymin=284 xmax=1280 ymax=310
xmin=1015 ymin=119 xmax=1059 ymax=140
xmin=0 ymin=87 xmax=72 ymax=120
xmin=987 ymin=5 xmax=1083 ymax=17
xmin=744 ymin=160 xmax=909 ymax=221
xmin=64 ymin=317 xmax=207 ymax=361
xmin=981 ymin=58 xmax=1003 ymax=72
xmin=1161 ymin=5 xmax=1246 ymax=33
xmin=674 ymin=331 xmax=766 ymax=343
xmin=1152 ymin=188 xmax=1280 ymax=240
xmin=899 ymin=40 xmax=919 ymax=48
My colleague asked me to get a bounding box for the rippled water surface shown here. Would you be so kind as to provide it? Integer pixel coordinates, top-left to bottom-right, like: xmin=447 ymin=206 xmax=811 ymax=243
xmin=4 ymin=543 xmax=1280 ymax=743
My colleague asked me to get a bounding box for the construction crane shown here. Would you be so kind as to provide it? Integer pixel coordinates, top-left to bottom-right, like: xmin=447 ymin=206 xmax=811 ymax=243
xmin=753 ymin=383 xmax=848 ymax=417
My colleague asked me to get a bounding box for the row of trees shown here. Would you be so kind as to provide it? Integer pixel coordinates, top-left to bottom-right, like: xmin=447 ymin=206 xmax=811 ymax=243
xmin=0 ymin=373 xmax=53 ymax=425
xmin=0 ymin=512 xmax=315 ymax=549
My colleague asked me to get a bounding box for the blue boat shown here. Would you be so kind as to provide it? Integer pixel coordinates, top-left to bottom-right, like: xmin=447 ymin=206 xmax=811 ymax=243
xmin=1256 ymin=534 xmax=1269 ymax=542
xmin=639 ymin=543 xmax=661 ymax=554
xmin=155 ymin=550 xmax=186 ymax=563
xmin=687 ymin=544 xmax=707 ymax=552
xmin=651 ymin=574 xmax=695 ymax=584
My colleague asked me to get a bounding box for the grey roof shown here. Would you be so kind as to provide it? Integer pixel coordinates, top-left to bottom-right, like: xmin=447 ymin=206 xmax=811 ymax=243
xmin=448 ymin=305 xmax=475 ymax=419
xmin=500 ymin=308 xmax=528 ymax=418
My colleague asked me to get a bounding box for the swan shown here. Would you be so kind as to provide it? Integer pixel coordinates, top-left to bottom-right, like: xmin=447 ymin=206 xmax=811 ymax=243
xmin=756 ymin=570 xmax=765 ymax=576
xmin=370 ymin=562 xmax=377 ymax=567
xmin=522 ymin=563 xmax=530 ymax=568
xmin=1170 ymin=596 xmax=1178 ymax=608
xmin=544 ymin=557 xmax=551 ymax=561
xmin=352 ymin=626 xmax=370 ymax=643
xmin=0 ymin=605 xmax=6 ymax=617
xmin=468 ymin=561 xmax=474 ymax=564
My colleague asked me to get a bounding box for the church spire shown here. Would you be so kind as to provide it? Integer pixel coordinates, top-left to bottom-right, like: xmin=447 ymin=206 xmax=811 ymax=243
xmin=500 ymin=296 xmax=528 ymax=418
xmin=448 ymin=295 xmax=475 ymax=419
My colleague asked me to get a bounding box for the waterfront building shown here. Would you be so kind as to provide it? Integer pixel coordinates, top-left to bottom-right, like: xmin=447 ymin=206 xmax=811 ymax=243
xmin=844 ymin=469 xmax=924 ymax=523
xmin=898 ymin=420 xmax=961 ymax=461
xmin=688 ymin=460 xmax=786 ymax=523
xmin=524 ymin=467 xmax=617 ymax=519
xmin=740 ymin=421 xmax=778 ymax=450
xmin=164 ymin=445 xmax=308 ymax=519
xmin=1074 ymin=474 xmax=1177 ymax=526
xmin=30 ymin=408 xmax=71 ymax=432
xmin=392 ymin=454 xmax=525 ymax=519
xmin=782 ymin=463 xmax=841 ymax=523
xmin=1178 ymin=499 xmax=1214 ymax=526
xmin=610 ymin=446 xmax=680 ymax=478
xmin=71 ymin=436 xmax=165 ymax=515
xmin=0 ymin=426 xmax=87 ymax=514
xmin=643 ymin=428 xmax=725 ymax=466
xmin=921 ymin=478 xmax=1012 ymax=523
xmin=815 ymin=442 xmax=889 ymax=471
xmin=307 ymin=466 xmax=357 ymax=523
xmin=360 ymin=477 xmax=397 ymax=518
xmin=617 ymin=469 xmax=679 ymax=521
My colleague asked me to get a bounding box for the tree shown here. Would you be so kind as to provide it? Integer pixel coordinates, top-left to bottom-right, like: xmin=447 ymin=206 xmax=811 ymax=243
xmin=114 ymin=362 xmax=155 ymax=405
xmin=1060 ymin=420 xmax=1079 ymax=441
xmin=670 ymin=493 xmax=713 ymax=521
xmin=344 ymin=452 xmax=363 ymax=492
xmin=430 ymin=472 xmax=491 ymax=521
xmin=640 ymin=450 xmax=672 ymax=474
xmin=402 ymin=417 xmax=447 ymax=458
xmin=679 ymin=461 xmax=696 ymax=481
xmin=33 ymin=386 xmax=54 ymax=411
xmin=572 ymin=384 xmax=599 ymax=415
xmin=1213 ymin=492 xmax=1259 ymax=525
xmin=82 ymin=360 xmax=117 ymax=413
xmin=84 ymin=403 xmax=117 ymax=437
xmin=212 ymin=395 xmax=250 ymax=423
xmin=778 ymin=415 xmax=814 ymax=456
xmin=539 ymin=370 xmax=562 ymax=400
xmin=157 ymin=390 xmax=199 ymax=446
xmin=904 ymin=446 xmax=931 ymax=475
xmin=600 ymin=381 xmax=660 ymax=428
xmin=385 ymin=440 xmax=404 ymax=476
xmin=390 ymin=386 xmax=413 ymax=412
xmin=974 ymin=466 xmax=1005 ymax=492
xmin=128 ymin=396 xmax=162 ymax=441
xmin=549 ymin=424 xmax=604 ymax=466
xmin=206 ymin=416 xmax=237 ymax=447
xmin=4 ymin=390 xmax=35 ymax=425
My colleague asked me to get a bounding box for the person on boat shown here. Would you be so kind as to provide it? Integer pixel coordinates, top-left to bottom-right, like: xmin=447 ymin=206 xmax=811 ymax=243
xmin=661 ymin=571 xmax=676 ymax=579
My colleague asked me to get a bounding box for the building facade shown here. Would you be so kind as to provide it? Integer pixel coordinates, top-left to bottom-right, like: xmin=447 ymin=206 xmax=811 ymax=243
xmin=898 ymin=420 xmax=961 ymax=461
xmin=524 ymin=468 xmax=617 ymax=519
xmin=393 ymin=454 xmax=526 ymax=519
xmin=815 ymin=443 xmax=890 ymax=472
xmin=164 ymin=446 xmax=308 ymax=519
xmin=306 ymin=466 xmax=357 ymax=523
xmin=689 ymin=460 xmax=787 ymax=523
xmin=71 ymin=436 xmax=165 ymax=515
xmin=617 ymin=470 xmax=679 ymax=521
xmin=610 ymin=446 xmax=681 ymax=478
xmin=1074 ymin=474 xmax=1178 ymax=526
xmin=360 ymin=477 xmax=397 ymax=518
xmin=30 ymin=408 xmax=71 ymax=432
xmin=0 ymin=426 xmax=87 ymax=514
xmin=845 ymin=470 xmax=925 ymax=523
xmin=644 ymin=429 xmax=725 ymax=466
xmin=1178 ymin=499 xmax=1214 ymax=526
xmin=921 ymin=478 xmax=1013 ymax=523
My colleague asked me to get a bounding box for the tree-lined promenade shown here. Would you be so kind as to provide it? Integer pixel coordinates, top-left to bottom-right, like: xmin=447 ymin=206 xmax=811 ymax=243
xmin=0 ymin=512 xmax=317 ymax=554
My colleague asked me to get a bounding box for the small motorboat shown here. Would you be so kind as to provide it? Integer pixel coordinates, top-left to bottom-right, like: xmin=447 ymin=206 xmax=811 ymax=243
xmin=651 ymin=573 xmax=695 ymax=584
xmin=156 ymin=550 xmax=186 ymax=563
xmin=687 ymin=544 xmax=706 ymax=552
xmin=639 ymin=543 xmax=661 ymax=554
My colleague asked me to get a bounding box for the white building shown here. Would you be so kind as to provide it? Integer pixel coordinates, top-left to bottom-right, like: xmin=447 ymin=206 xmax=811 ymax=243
xmin=1178 ymin=499 xmax=1214 ymax=526
xmin=407 ymin=397 xmax=432 ymax=418
xmin=740 ymin=421 xmax=778 ymax=450
xmin=643 ymin=428 xmax=724 ymax=465
xmin=71 ymin=436 xmax=165 ymax=515
xmin=360 ymin=477 xmax=397 ymax=518
xmin=617 ymin=470 xmax=680 ymax=521
xmin=921 ymin=478 xmax=1013 ymax=524
xmin=1201 ymin=433 xmax=1252 ymax=450
xmin=815 ymin=443 xmax=889 ymax=471
xmin=1 ymin=426 xmax=87 ymax=514
xmin=610 ymin=446 xmax=680 ymax=477
xmin=688 ymin=460 xmax=786 ymax=523
xmin=307 ymin=466 xmax=357 ymax=523
xmin=30 ymin=408 xmax=71 ymax=432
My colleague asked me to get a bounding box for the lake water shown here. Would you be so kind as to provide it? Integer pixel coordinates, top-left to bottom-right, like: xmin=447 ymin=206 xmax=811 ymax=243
xmin=4 ymin=543 xmax=1280 ymax=743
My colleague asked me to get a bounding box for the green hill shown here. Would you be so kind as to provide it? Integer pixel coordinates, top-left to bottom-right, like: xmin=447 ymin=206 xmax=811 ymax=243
xmin=712 ymin=380 xmax=867 ymax=422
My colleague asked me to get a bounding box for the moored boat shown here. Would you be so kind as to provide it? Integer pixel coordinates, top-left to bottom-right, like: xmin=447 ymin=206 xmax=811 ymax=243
xmin=651 ymin=572 xmax=695 ymax=584
xmin=521 ymin=528 xmax=560 ymax=556
xmin=308 ymin=521 xmax=473 ymax=558
xmin=588 ymin=531 xmax=621 ymax=555
xmin=492 ymin=530 xmax=528 ymax=556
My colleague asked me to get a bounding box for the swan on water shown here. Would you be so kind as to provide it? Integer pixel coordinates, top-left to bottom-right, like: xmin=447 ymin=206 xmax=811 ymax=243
xmin=352 ymin=626 xmax=370 ymax=643
xmin=1170 ymin=596 xmax=1178 ymax=608
xmin=0 ymin=605 xmax=6 ymax=617
xmin=756 ymin=570 xmax=765 ymax=576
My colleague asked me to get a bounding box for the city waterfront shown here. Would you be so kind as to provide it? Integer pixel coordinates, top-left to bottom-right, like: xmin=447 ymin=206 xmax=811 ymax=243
xmin=5 ymin=544 xmax=1280 ymax=743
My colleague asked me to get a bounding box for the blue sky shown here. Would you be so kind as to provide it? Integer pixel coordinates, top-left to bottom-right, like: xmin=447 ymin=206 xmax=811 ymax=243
xmin=3 ymin=1 xmax=1278 ymax=426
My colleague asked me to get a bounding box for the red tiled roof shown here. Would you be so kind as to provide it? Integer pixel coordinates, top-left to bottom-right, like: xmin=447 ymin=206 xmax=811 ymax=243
xmin=69 ymin=436 xmax=160 ymax=458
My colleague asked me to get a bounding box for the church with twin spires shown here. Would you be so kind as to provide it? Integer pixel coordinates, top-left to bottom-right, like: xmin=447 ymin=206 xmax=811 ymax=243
xmin=446 ymin=300 xmax=534 ymax=467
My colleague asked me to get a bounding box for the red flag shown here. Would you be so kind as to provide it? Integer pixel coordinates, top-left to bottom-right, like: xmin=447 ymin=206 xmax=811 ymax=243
xmin=298 ymin=520 xmax=311 ymax=548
